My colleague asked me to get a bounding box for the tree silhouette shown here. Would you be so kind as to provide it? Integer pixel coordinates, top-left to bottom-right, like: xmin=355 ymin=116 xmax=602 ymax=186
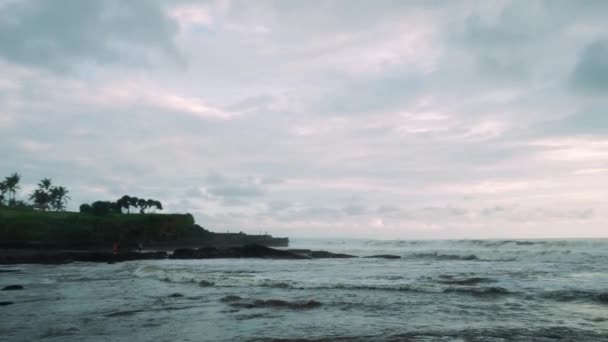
xmin=30 ymin=178 xmax=53 ymax=210
xmin=129 ymin=196 xmax=139 ymax=212
xmin=4 ymin=173 xmax=20 ymax=203
xmin=38 ymin=178 xmax=52 ymax=191
xmin=50 ymin=186 xmax=70 ymax=211
xmin=147 ymin=199 xmax=163 ymax=212
xmin=79 ymin=203 xmax=93 ymax=214
xmin=30 ymin=189 xmax=51 ymax=211
xmin=137 ymin=198 xmax=148 ymax=213
xmin=0 ymin=180 xmax=6 ymax=206
xmin=29 ymin=178 xmax=70 ymax=211
xmin=116 ymin=195 xmax=133 ymax=214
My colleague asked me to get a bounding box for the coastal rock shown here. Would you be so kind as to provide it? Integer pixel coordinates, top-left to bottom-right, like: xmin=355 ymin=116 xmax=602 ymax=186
xmin=310 ymin=251 xmax=357 ymax=258
xmin=225 ymin=244 xmax=304 ymax=259
xmin=0 ymin=251 xmax=167 ymax=265
xmin=170 ymin=244 xmax=304 ymax=259
xmin=2 ymin=285 xmax=24 ymax=291
xmin=171 ymin=248 xmax=199 ymax=259
xmin=364 ymin=254 xmax=401 ymax=259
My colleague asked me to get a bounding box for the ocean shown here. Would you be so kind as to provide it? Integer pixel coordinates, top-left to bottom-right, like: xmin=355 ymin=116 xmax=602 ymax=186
xmin=1 ymin=239 xmax=607 ymax=341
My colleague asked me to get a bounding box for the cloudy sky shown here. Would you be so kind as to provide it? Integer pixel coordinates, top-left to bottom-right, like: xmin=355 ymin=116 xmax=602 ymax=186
xmin=1 ymin=0 xmax=607 ymax=239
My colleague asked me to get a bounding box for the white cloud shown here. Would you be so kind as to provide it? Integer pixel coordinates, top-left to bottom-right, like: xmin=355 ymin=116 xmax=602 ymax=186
xmin=1 ymin=1 xmax=608 ymax=238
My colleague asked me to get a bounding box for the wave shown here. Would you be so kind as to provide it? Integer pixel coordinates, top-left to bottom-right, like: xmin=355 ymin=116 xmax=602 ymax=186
xmin=443 ymin=286 xmax=512 ymax=296
xmin=220 ymin=295 xmax=322 ymax=310
xmin=437 ymin=276 xmax=496 ymax=285
xmin=365 ymin=238 xmax=608 ymax=249
xmin=253 ymin=326 xmax=608 ymax=342
xmin=135 ymin=265 xmax=506 ymax=293
xmin=541 ymin=290 xmax=608 ymax=305
xmin=354 ymin=239 xmax=608 ymax=264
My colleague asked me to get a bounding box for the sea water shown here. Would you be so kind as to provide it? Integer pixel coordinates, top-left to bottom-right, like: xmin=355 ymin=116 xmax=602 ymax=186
xmin=1 ymin=239 xmax=607 ymax=341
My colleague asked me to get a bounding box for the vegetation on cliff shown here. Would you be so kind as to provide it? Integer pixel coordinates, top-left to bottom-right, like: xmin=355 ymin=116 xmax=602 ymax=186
xmin=0 ymin=171 xmax=287 ymax=249
xmin=0 ymin=171 xmax=193 ymax=248
xmin=0 ymin=207 xmax=195 ymax=248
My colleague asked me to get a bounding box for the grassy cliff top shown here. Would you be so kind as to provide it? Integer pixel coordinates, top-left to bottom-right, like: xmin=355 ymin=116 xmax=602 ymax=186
xmin=0 ymin=207 xmax=195 ymax=248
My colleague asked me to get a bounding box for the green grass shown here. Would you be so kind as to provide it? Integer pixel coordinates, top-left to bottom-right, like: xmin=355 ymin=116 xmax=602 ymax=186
xmin=0 ymin=207 xmax=195 ymax=248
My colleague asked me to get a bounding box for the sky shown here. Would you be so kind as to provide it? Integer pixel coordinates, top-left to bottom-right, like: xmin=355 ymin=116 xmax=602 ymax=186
xmin=1 ymin=0 xmax=607 ymax=239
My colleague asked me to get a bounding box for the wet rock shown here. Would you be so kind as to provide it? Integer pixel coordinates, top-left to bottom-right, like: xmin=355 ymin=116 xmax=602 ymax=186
xmin=0 ymin=301 xmax=14 ymax=306
xmin=197 ymin=247 xmax=221 ymax=258
xmin=2 ymin=285 xmax=24 ymax=291
xmin=310 ymin=251 xmax=357 ymax=258
xmin=225 ymin=244 xmax=304 ymax=259
xmin=0 ymin=269 xmax=21 ymax=273
xmin=364 ymin=254 xmax=401 ymax=259
xmin=170 ymin=248 xmax=199 ymax=259
xmin=286 ymin=249 xmax=313 ymax=257
xmin=171 ymin=244 xmax=304 ymax=260
xmin=0 ymin=251 xmax=167 ymax=265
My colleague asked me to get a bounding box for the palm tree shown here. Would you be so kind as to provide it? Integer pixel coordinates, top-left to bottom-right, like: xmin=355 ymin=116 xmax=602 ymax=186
xmin=4 ymin=173 xmax=21 ymax=202
xmin=0 ymin=180 xmax=6 ymax=205
xmin=30 ymin=178 xmax=54 ymax=211
xmin=29 ymin=189 xmax=51 ymax=211
xmin=50 ymin=186 xmax=70 ymax=211
xmin=38 ymin=178 xmax=52 ymax=191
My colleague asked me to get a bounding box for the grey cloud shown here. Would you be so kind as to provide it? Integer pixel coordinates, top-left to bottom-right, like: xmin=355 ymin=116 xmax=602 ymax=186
xmin=463 ymin=13 xmax=530 ymax=48
xmin=2 ymin=1 xmax=608 ymax=238
xmin=204 ymin=172 xmax=265 ymax=200
xmin=570 ymin=39 xmax=608 ymax=93
xmin=207 ymin=184 xmax=264 ymax=198
xmin=315 ymin=72 xmax=425 ymax=116
xmin=267 ymin=200 xmax=292 ymax=212
xmin=535 ymin=107 xmax=608 ymax=136
xmin=0 ymin=0 xmax=179 ymax=70
xmin=478 ymin=206 xmax=595 ymax=222
xmin=342 ymin=205 xmax=367 ymax=216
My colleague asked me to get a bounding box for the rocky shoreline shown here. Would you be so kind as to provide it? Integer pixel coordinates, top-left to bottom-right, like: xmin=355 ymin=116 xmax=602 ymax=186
xmin=0 ymin=244 xmax=400 ymax=265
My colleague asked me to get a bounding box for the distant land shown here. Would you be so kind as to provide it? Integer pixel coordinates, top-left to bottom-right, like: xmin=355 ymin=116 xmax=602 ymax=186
xmin=0 ymin=172 xmax=288 ymax=251
xmin=0 ymin=207 xmax=288 ymax=250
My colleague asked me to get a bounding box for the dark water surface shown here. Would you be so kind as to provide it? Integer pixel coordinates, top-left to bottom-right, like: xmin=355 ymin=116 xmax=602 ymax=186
xmin=1 ymin=239 xmax=607 ymax=341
